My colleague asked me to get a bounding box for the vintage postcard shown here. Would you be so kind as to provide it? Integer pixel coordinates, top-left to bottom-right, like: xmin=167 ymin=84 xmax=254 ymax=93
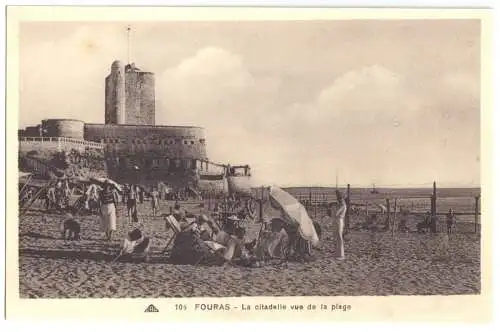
xmin=5 ymin=6 xmax=493 ymax=322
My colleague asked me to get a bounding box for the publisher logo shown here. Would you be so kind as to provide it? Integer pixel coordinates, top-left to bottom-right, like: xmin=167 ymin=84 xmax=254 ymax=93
xmin=144 ymin=304 xmax=159 ymax=313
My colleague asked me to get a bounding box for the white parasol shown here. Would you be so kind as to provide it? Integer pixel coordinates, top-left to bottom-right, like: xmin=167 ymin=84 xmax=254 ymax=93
xmin=269 ymin=186 xmax=319 ymax=246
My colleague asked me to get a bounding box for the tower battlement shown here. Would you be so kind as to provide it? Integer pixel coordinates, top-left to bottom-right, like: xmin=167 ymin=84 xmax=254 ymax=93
xmin=105 ymin=60 xmax=155 ymax=126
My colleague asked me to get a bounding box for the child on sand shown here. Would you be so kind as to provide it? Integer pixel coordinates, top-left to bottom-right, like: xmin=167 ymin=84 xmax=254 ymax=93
xmin=61 ymin=212 xmax=81 ymax=241
xmin=118 ymin=228 xmax=151 ymax=262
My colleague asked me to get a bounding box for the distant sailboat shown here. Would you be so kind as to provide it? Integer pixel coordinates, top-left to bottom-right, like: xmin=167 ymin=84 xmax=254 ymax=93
xmin=371 ymin=183 xmax=379 ymax=194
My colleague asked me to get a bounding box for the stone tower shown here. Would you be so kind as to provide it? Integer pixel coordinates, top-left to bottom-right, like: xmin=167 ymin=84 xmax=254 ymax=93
xmin=105 ymin=60 xmax=126 ymax=124
xmin=105 ymin=61 xmax=156 ymax=126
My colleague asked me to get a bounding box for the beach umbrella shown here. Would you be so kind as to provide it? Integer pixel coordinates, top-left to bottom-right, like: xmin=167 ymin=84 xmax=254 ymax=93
xmin=269 ymin=186 xmax=319 ymax=246
xmin=90 ymin=177 xmax=123 ymax=193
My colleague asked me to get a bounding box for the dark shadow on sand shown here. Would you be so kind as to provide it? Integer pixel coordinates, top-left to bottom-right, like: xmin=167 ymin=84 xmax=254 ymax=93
xmin=20 ymin=248 xmax=117 ymax=262
xmin=19 ymin=231 xmax=57 ymax=240
xmin=19 ymin=247 xmax=174 ymax=264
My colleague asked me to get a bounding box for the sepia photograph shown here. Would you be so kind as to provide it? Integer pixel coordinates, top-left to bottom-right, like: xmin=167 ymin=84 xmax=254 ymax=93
xmin=5 ymin=6 xmax=493 ymax=322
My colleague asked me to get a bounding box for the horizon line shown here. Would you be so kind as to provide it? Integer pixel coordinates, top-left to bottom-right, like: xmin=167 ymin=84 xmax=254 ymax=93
xmin=257 ymin=184 xmax=481 ymax=189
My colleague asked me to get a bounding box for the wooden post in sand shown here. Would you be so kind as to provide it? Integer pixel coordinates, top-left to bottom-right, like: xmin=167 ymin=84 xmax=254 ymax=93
xmin=431 ymin=181 xmax=437 ymax=233
xmin=385 ymin=198 xmax=390 ymax=230
xmin=308 ymin=187 xmax=312 ymax=209
xmin=474 ymin=195 xmax=480 ymax=233
xmin=345 ymin=184 xmax=351 ymax=234
xmin=392 ymin=198 xmax=398 ymax=236
xmin=260 ymin=186 xmax=264 ymax=223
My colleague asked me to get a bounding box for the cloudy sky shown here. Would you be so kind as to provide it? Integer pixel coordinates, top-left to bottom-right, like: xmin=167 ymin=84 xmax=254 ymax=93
xmin=19 ymin=20 xmax=480 ymax=187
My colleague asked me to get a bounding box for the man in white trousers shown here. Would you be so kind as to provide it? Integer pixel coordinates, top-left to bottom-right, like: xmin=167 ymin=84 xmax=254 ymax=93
xmin=334 ymin=190 xmax=347 ymax=260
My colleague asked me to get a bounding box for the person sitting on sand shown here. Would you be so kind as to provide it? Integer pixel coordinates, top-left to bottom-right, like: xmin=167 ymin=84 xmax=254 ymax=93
xmin=117 ymin=228 xmax=151 ymax=262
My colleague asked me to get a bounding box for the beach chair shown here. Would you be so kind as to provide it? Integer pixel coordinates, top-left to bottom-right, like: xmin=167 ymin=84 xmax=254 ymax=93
xmin=194 ymin=238 xmax=234 ymax=267
xmin=161 ymin=214 xmax=182 ymax=254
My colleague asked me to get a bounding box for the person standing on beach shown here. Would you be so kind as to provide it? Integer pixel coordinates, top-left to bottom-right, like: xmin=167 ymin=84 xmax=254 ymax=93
xmin=99 ymin=181 xmax=119 ymax=241
xmin=151 ymin=186 xmax=160 ymax=217
xmin=446 ymin=208 xmax=456 ymax=234
xmin=334 ymin=190 xmax=347 ymax=260
xmin=127 ymin=184 xmax=138 ymax=223
xmin=139 ymin=186 xmax=145 ymax=204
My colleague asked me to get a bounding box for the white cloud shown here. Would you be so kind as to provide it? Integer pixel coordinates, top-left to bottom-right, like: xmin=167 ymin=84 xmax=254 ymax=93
xmin=157 ymin=47 xmax=283 ymax=182
xmin=19 ymin=26 xmax=126 ymax=125
xmin=19 ymin=22 xmax=480 ymax=187
xmin=156 ymin=55 xmax=480 ymax=186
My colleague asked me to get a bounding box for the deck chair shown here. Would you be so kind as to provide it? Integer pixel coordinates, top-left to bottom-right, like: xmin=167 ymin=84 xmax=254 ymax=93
xmin=193 ymin=230 xmax=243 ymax=266
xmin=193 ymin=240 xmax=232 ymax=266
xmin=194 ymin=240 xmax=232 ymax=266
xmin=161 ymin=214 xmax=182 ymax=254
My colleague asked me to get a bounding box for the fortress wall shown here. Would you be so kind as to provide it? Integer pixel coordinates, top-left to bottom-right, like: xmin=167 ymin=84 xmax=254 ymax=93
xmin=24 ymin=126 xmax=42 ymax=137
xmin=41 ymin=119 xmax=85 ymax=139
xmin=125 ymin=72 xmax=155 ymax=126
xmin=84 ymin=124 xmax=207 ymax=159
xmin=85 ymin=124 xmax=207 ymax=182
xmin=19 ymin=137 xmax=104 ymax=155
xmin=19 ymin=139 xmax=60 ymax=154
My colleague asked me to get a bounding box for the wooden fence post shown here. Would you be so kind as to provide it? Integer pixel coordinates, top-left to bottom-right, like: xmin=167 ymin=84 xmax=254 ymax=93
xmin=365 ymin=201 xmax=369 ymax=220
xmin=346 ymin=184 xmax=351 ymax=233
xmin=260 ymin=186 xmax=264 ymax=223
xmin=385 ymin=198 xmax=390 ymax=230
xmin=392 ymin=198 xmax=398 ymax=236
xmin=431 ymin=181 xmax=437 ymax=233
xmin=475 ymin=195 xmax=480 ymax=233
xmin=309 ymin=187 xmax=312 ymax=208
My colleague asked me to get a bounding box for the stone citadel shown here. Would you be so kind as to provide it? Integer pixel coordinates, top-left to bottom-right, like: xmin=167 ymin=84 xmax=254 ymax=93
xmin=18 ymin=60 xmax=226 ymax=188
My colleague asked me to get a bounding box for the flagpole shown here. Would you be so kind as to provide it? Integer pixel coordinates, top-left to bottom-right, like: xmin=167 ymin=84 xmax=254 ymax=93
xmin=127 ymin=25 xmax=131 ymax=64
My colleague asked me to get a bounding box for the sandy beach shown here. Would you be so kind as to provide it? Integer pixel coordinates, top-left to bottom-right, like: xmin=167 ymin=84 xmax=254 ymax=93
xmin=18 ymin=200 xmax=480 ymax=298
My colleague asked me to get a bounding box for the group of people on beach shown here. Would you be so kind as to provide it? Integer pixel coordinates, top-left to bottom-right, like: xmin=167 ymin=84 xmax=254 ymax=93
xmin=41 ymin=179 xmax=72 ymax=212
xmin=42 ymin=176 xmax=460 ymax=265
xmin=167 ymin=204 xmax=322 ymax=266
xmin=57 ymin=179 xmax=351 ymax=265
